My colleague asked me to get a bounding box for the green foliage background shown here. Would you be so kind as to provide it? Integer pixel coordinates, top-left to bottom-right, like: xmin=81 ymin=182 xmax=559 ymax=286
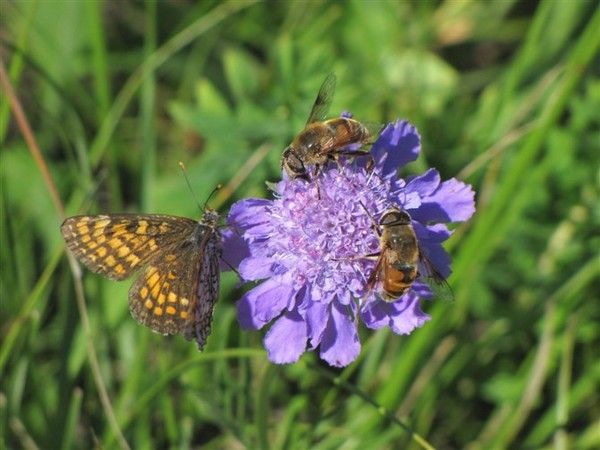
xmin=1 ymin=1 xmax=599 ymax=449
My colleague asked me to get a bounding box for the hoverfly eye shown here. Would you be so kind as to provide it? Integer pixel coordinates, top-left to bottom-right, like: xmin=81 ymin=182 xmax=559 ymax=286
xmin=284 ymin=151 xmax=306 ymax=176
xmin=398 ymin=211 xmax=411 ymax=223
xmin=380 ymin=209 xmax=411 ymax=226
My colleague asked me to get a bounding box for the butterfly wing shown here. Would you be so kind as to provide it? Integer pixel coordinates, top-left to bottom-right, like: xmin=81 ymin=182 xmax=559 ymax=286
xmin=127 ymin=223 xmax=221 ymax=348
xmin=185 ymin=230 xmax=221 ymax=349
xmin=61 ymin=214 xmax=199 ymax=280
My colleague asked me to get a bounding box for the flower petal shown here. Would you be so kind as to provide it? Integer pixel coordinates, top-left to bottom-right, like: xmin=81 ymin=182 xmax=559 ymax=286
xmin=371 ymin=120 xmax=421 ymax=177
xmin=388 ymin=293 xmax=430 ymax=335
xmin=237 ymin=278 xmax=295 ymax=330
xmin=410 ymin=177 xmax=476 ymax=224
xmin=220 ymin=228 xmax=250 ymax=272
xmin=264 ymin=309 xmax=308 ymax=364
xmin=319 ymin=301 xmax=360 ymax=367
xmin=239 ymin=256 xmax=287 ymax=281
xmin=361 ymin=293 xmax=430 ymax=335
xmin=360 ymin=300 xmax=391 ymax=330
xmin=413 ymin=222 xmax=452 ymax=278
xmin=228 ymin=198 xmax=270 ymax=225
xmin=228 ymin=198 xmax=274 ymax=238
xmin=405 ymin=168 xmax=440 ymax=198
xmin=227 ymin=116 xmax=474 ymax=368
xmin=305 ymin=298 xmax=329 ymax=349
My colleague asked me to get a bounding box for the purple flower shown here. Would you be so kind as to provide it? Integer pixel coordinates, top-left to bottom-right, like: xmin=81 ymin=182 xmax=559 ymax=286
xmin=225 ymin=120 xmax=475 ymax=367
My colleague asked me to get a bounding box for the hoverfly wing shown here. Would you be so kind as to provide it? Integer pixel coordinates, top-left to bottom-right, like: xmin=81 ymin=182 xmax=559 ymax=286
xmin=363 ymin=122 xmax=386 ymax=144
xmin=427 ymin=275 xmax=454 ymax=302
xmin=417 ymin=248 xmax=454 ymax=302
xmin=365 ymin=250 xmax=385 ymax=291
xmin=306 ymin=73 xmax=337 ymax=125
xmin=335 ymin=121 xmax=383 ymax=171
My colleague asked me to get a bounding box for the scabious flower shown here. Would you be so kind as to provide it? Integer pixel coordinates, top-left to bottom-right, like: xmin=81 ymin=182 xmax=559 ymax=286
xmin=225 ymin=120 xmax=475 ymax=367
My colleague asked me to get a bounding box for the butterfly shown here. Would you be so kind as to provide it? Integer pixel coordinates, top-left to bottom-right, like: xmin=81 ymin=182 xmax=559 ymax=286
xmin=61 ymin=209 xmax=222 ymax=349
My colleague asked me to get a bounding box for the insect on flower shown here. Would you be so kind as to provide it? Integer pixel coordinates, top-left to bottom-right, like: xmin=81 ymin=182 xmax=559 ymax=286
xmin=60 ymin=179 xmax=223 ymax=350
xmin=229 ymin=119 xmax=474 ymax=367
xmin=363 ymin=203 xmax=453 ymax=303
xmin=281 ymin=73 xmax=380 ymax=181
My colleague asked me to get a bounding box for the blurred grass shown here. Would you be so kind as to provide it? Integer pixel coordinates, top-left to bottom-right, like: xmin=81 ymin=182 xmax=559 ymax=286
xmin=1 ymin=1 xmax=599 ymax=449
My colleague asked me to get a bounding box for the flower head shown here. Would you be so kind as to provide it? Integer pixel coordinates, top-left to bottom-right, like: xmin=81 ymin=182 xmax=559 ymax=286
xmin=225 ymin=120 xmax=475 ymax=367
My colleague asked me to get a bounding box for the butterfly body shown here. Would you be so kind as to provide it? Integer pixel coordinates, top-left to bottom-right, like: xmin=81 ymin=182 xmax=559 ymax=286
xmin=61 ymin=210 xmax=221 ymax=349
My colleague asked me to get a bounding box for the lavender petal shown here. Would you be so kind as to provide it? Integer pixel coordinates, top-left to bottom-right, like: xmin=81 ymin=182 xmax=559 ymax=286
xmin=264 ymin=309 xmax=308 ymax=364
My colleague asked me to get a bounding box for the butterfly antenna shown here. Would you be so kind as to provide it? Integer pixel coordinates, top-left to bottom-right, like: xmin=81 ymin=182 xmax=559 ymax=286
xmin=179 ymin=161 xmax=204 ymax=215
xmin=204 ymin=184 xmax=223 ymax=210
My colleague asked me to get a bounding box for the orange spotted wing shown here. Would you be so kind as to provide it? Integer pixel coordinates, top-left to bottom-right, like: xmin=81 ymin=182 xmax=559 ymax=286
xmin=60 ymin=212 xmax=221 ymax=349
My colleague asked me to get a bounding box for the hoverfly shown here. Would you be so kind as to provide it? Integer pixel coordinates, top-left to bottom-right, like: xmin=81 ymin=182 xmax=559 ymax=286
xmin=281 ymin=73 xmax=379 ymax=181
xmin=363 ymin=204 xmax=452 ymax=302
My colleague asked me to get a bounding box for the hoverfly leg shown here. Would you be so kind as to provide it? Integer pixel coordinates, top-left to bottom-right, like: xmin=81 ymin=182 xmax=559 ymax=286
xmin=315 ymin=178 xmax=321 ymax=200
xmin=365 ymin=154 xmax=375 ymax=172
xmin=358 ymin=201 xmax=381 ymax=236
xmin=332 ymin=250 xmax=382 ymax=312
xmin=331 ymin=252 xmax=380 ymax=263
xmin=358 ymin=253 xmax=384 ymax=310
xmin=305 ymin=164 xmax=322 ymax=199
xmin=334 ymin=155 xmax=346 ymax=176
xmin=340 ymin=148 xmax=373 ymax=174
xmin=366 ymin=256 xmax=382 ymax=287
xmin=346 ymin=149 xmax=371 ymax=157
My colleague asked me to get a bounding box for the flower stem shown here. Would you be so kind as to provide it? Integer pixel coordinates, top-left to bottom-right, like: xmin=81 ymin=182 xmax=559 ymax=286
xmin=307 ymin=361 xmax=437 ymax=450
